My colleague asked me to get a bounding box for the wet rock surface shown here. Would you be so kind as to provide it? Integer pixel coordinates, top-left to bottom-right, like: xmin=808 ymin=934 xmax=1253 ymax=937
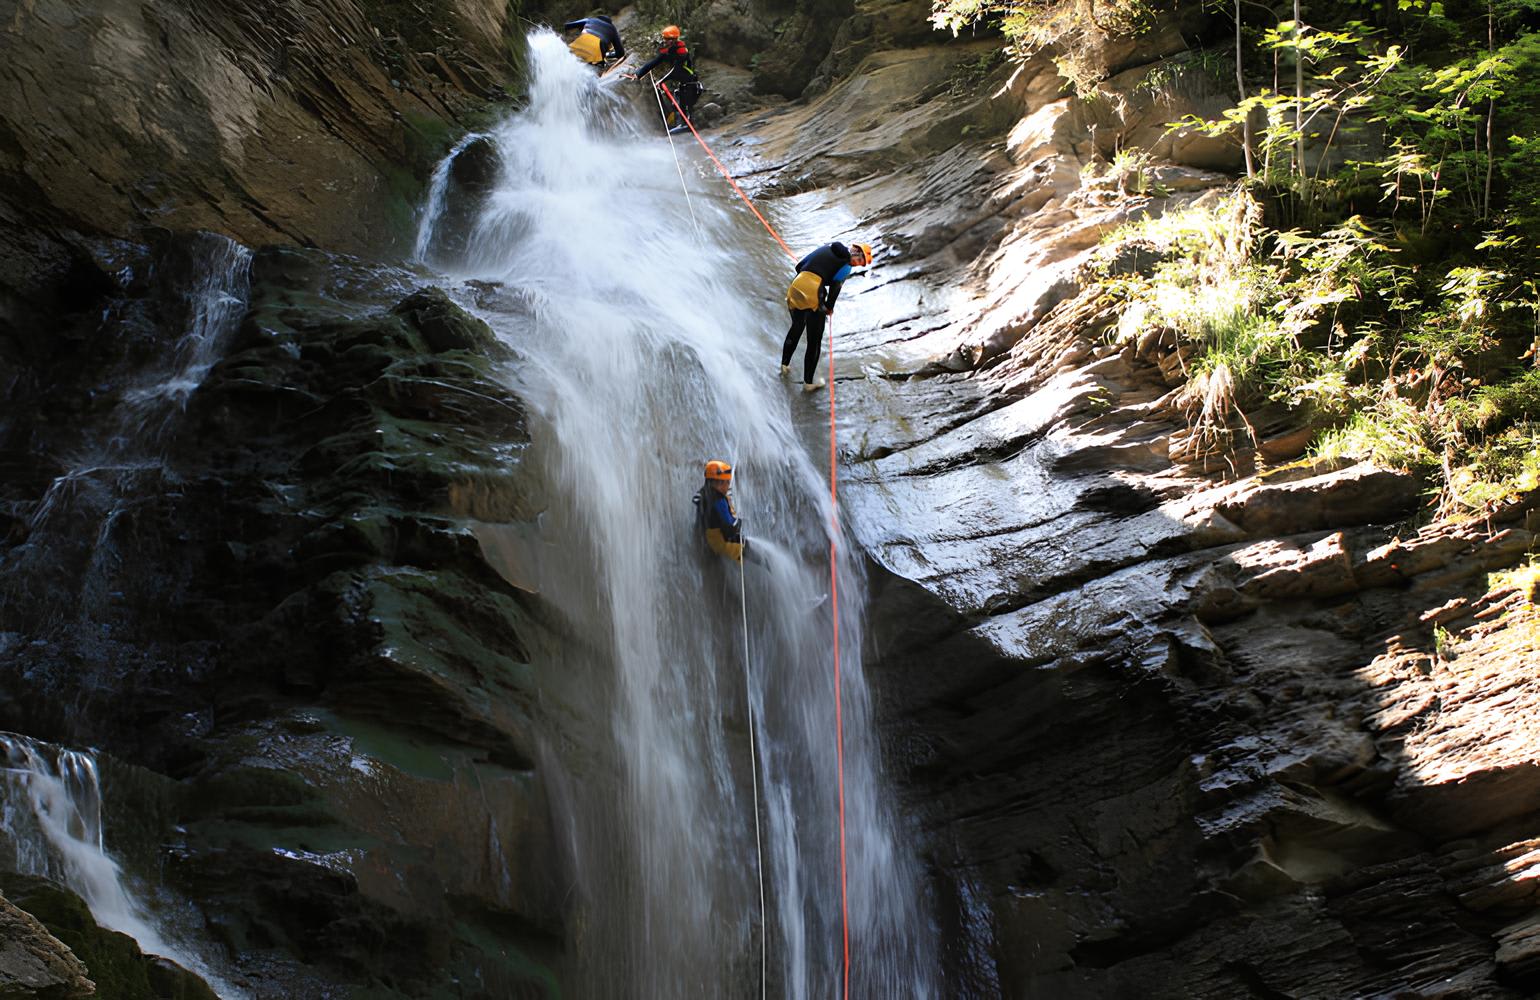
xmin=0 ymin=239 xmax=561 ymax=996
xmin=744 ymin=20 xmax=1540 ymax=997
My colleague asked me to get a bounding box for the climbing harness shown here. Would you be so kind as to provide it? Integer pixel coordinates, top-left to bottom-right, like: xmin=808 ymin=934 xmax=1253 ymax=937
xmin=658 ymin=92 xmax=853 ymax=999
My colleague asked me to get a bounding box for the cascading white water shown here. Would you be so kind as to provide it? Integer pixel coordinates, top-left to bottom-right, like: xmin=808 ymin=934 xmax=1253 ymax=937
xmin=413 ymin=130 xmax=491 ymax=263
xmin=417 ymin=31 xmax=939 ymax=997
xmin=0 ymin=735 xmax=239 ymax=995
xmin=119 ymin=233 xmax=253 ymax=440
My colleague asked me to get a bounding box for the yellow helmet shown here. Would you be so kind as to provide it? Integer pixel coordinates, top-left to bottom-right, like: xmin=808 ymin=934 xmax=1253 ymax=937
xmin=704 ymin=460 xmax=733 ymax=481
xmin=661 ymin=24 xmax=682 ymax=39
xmin=851 ymin=242 xmax=874 ymax=267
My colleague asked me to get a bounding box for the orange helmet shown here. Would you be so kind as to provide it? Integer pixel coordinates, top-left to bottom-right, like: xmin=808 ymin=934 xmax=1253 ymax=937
xmin=661 ymin=24 xmax=681 ymax=39
xmin=704 ymin=460 xmax=732 ymax=481
xmin=851 ymin=242 xmax=874 ymax=267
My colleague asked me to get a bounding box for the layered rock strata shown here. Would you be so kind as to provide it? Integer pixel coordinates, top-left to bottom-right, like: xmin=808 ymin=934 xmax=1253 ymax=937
xmin=735 ymin=19 xmax=1540 ymax=997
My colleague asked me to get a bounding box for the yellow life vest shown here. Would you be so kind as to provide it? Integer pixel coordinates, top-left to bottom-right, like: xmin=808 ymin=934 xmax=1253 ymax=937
xmin=569 ymin=32 xmax=604 ymax=64
xmin=786 ymin=270 xmax=823 ymax=312
xmin=704 ymin=528 xmax=743 ymax=563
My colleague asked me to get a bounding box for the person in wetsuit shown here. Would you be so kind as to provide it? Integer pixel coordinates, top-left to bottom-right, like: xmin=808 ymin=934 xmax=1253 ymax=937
xmin=695 ymin=460 xmax=745 ymax=564
xmin=564 ymin=15 xmax=625 ymax=66
xmin=782 ymin=241 xmax=873 ymax=391
xmin=626 ymin=25 xmax=703 ymax=126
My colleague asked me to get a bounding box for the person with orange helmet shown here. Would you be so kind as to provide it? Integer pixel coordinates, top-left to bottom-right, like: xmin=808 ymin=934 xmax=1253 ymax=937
xmin=625 ymin=24 xmax=704 ymax=129
xmin=695 ymin=460 xmax=746 ymax=563
xmin=781 ymin=242 xmax=874 ymax=392
xmin=563 ymin=14 xmax=625 ymax=67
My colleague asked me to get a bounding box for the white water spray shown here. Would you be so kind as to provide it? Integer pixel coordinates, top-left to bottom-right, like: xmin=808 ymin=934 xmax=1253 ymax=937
xmin=418 ymin=31 xmax=938 ymax=997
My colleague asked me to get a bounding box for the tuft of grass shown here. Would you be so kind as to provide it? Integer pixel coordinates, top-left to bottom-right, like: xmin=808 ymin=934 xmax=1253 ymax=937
xmin=1313 ymin=396 xmax=1439 ymax=472
xmin=1489 ymin=560 xmax=1540 ymax=605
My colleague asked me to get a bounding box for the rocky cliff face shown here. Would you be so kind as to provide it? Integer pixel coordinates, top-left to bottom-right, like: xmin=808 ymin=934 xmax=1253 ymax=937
xmin=735 ymin=9 xmax=1540 ymax=996
xmin=0 ymin=4 xmax=561 ymax=989
xmin=1 ymin=234 xmax=560 ymax=995
xmin=0 ymin=0 xmax=518 ymax=255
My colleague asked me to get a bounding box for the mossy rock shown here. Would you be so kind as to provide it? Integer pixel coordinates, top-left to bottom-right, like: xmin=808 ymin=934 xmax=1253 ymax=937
xmin=0 ymin=875 xmax=218 ymax=1000
xmin=391 ymin=287 xmax=503 ymax=356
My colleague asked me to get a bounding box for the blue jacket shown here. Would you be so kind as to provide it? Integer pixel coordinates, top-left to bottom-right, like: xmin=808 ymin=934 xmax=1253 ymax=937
xmin=695 ymin=484 xmax=743 ymax=562
xmin=796 ymin=243 xmax=853 ymax=310
xmin=564 ymin=17 xmax=625 ymax=58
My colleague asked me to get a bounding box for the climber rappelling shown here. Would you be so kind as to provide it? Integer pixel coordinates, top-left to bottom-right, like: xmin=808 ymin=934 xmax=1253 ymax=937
xmin=781 ymin=241 xmax=872 ymax=392
xmin=625 ymin=25 xmax=704 ymax=132
xmin=694 ymin=460 xmax=750 ymax=564
xmin=563 ymin=14 xmax=626 ymax=68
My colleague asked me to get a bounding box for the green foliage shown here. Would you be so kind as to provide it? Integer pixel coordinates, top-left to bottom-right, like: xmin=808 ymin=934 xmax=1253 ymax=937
xmin=938 ymin=0 xmax=1540 ymax=517
xmin=1098 ymin=181 xmax=1538 ymax=512
xmin=931 ymin=0 xmax=1156 ymax=89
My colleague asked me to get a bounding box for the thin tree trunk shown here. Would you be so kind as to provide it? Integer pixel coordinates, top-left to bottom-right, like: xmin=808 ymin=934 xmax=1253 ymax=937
xmin=1294 ymin=0 xmax=1305 ymax=177
xmin=1266 ymin=49 xmax=1280 ymax=178
xmin=1484 ymin=3 xmax=1496 ymax=220
xmin=1238 ymin=0 xmax=1255 ymax=177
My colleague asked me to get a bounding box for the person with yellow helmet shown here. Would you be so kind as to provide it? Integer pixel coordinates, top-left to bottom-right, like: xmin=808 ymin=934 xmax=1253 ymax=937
xmin=781 ymin=242 xmax=873 ymax=391
xmin=624 ymin=25 xmax=704 ymax=130
xmin=694 ymin=460 xmax=746 ymax=563
xmin=563 ymin=14 xmax=625 ymax=67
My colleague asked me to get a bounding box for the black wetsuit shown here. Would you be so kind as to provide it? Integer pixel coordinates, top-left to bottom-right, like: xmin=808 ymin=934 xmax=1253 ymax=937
xmin=564 ymin=16 xmax=625 ymax=60
xmin=635 ymin=40 xmax=702 ymax=117
xmin=782 ymin=243 xmax=853 ymax=384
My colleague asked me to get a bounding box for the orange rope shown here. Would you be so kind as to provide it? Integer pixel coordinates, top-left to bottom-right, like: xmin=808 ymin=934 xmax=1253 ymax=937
xmin=659 ymin=84 xmax=797 ymax=260
xmin=658 ymin=80 xmax=851 ymax=998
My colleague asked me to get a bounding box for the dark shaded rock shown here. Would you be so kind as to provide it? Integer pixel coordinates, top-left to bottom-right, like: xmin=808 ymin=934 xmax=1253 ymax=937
xmin=0 ymin=241 xmax=557 ymax=997
xmin=0 ymin=890 xmax=94 ymax=999
xmin=0 ymin=876 xmax=214 ymax=1000
xmin=392 ymin=286 xmax=503 ymax=355
xmin=752 ymin=0 xmax=858 ymax=97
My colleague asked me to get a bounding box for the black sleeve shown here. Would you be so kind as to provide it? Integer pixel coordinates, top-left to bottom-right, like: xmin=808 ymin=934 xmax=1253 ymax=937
xmin=563 ymin=19 xmax=584 ymax=30
xmin=634 ymin=53 xmax=663 ymax=76
xmin=824 ymin=280 xmax=843 ymax=311
xmin=612 ymin=35 xmax=625 ymax=59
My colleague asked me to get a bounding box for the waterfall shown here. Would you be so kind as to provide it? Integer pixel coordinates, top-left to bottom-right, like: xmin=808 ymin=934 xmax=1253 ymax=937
xmin=412 ymin=130 xmax=491 ymax=263
xmin=418 ymin=30 xmax=939 ymax=997
xmin=117 ymin=232 xmax=253 ymax=445
xmin=0 ymin=735 xmax=238 ymax=995
xmin=2 ymin=231 xmax=252 ymax=639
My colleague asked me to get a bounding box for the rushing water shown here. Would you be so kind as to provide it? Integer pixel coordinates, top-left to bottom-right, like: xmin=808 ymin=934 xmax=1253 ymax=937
xmin=418 ymin=30 xmax=939 ymax=998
